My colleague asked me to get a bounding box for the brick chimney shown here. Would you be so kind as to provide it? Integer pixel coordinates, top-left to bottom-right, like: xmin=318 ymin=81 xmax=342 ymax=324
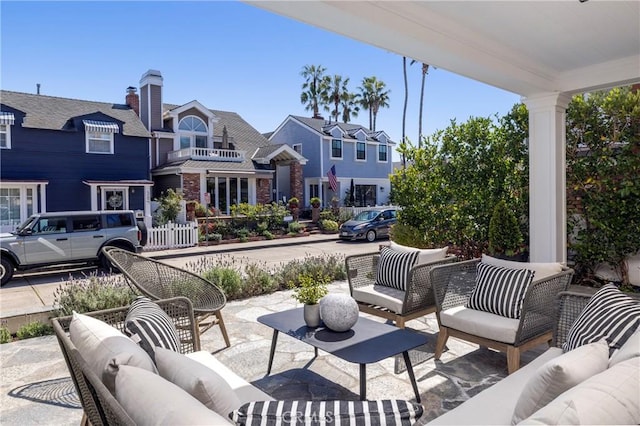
xmin=125 ymin=86 xmax=140 ymax=116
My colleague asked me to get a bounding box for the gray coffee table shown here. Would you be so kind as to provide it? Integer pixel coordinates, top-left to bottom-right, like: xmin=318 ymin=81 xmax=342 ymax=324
xmin=258 ymin=307 xmax=427 ymax=402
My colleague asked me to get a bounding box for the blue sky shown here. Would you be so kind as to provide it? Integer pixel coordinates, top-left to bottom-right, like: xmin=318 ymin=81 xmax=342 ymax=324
xmin=1 ymin=1 xmax=521 ymax=160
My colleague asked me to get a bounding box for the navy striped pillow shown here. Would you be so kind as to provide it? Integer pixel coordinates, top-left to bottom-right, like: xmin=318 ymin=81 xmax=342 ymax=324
xmin=375 ymin=246 xmax=419 ymax=291
xmin=124 ymin=297 xmax=181 ymax=361
xmin=467 ymin=262 xmax=535 ymax=319
xmin=230 ymin=399 xmax=423 ymax=426
xmin=563 ymin=283 xmax=640 ymax=354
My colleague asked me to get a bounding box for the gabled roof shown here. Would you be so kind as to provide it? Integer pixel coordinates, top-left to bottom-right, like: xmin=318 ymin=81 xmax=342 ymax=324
xmin=287 ymin=115 xmax=394 ymax=143
xmin=253 ymin=144 xmax=307 ymax=165
xmin=0 ymin=90 xmax=150 ymax=138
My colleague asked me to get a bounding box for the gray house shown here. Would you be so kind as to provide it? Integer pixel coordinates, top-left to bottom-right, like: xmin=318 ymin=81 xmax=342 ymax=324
xmin=269 ymin=115 xmax=394 ymax=208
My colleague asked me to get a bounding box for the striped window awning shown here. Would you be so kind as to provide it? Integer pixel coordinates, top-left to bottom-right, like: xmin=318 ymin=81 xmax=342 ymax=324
xmin=0 ymin=112 xmax=15 ymax=125
xmin=83 ymin=120 xmax=119 ymax=134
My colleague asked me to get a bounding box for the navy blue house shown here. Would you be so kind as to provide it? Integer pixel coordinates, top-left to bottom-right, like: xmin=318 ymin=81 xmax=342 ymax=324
xmin=0 ymin=90 xmax=152 ymax=232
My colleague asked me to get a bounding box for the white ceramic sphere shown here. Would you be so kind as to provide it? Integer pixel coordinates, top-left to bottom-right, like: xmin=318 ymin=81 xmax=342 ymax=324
xmin=319 ymin=293 xmax=359 ymax=332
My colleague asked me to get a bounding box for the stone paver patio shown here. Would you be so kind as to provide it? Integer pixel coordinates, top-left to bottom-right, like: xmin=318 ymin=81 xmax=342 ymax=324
xmin=0 ymin=281 xmax=546 ymax=425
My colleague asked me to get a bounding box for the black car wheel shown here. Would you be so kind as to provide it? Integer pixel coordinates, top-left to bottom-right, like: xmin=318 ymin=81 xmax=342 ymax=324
xmin=0 ymin=256 xmax=14 ymax=287
xmin=366 ymin=230 xmax=377 ymax=242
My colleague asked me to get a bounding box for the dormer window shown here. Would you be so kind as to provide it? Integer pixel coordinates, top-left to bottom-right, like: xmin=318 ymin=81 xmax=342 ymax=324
xmin=0 ymin=112 xmax=15 ymax=149
xmin=179 ymin=116 xmax=208 ymax=149
xmin=83 ymin=120 xmax=118 ymax=154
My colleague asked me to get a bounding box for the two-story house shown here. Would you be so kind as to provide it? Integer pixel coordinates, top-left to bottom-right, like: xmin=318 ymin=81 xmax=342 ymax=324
xmin=0 ymin=90 xmax=153 ymax=233
xmin=268 ymin=115 xmax=394 ymax=207
xmin=133 ymin=70 xmax=306 ymax=214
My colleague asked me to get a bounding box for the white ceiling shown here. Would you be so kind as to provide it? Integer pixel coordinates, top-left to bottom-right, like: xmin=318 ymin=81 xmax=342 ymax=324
xmin=247 ymin=1 xmax=640 ymax=97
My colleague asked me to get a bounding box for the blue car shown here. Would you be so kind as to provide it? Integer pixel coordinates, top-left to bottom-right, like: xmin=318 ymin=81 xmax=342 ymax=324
xmin=339 ymin=208 xmax=397 ymax=242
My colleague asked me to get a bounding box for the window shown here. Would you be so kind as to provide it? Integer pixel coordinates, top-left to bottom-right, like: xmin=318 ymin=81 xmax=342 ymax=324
xmin=0 ymin=124 xmax=10 ymax=149
xmin=86 ymin=132 xmax=114 ymax=154
xmin=34 ymin=217 xmax=67 ymax=234
xmin=310 ymin=184 xmax=319 ymax=198
xmin=354 ymin=184 xmax=377 ymax=207
xmin=105 ymin=213 xmax=133 ymax=228
xmin=0 ymin=186 xmax=34 ymax=231
xmin=102 ymin=188 xmax=128 ymax=210
xmin=331 ymin=139 xmax=342 ymax=159
xmin=72 ymin=215 xmax=101 ymax=232
xmin=378 ymin=144 xmax=388 ymax=162
xmin=293 ymin=144 xmax=302 ymax=154
xmin=178 ymin=116 xmax=208 ymax=149
xmin=356 ymin=142 xmax=366 ymax=160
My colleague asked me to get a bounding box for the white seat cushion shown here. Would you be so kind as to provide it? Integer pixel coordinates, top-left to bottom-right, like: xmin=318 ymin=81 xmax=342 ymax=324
xmin=186 ymin=351 xmax=273 ymax=404
xmin=390 ymin=241 xmax=449 ymax=265
xmin=481 ymin=254 xmax=563 ymax=282
xmin=440 ymin=306 xmax=520 ymax=344
xmin=352 ymin=284 xmax=404 ymax=314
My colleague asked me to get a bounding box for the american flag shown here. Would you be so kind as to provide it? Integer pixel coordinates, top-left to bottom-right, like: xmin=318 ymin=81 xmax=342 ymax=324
xmin=327 ymin=165 xmax=338 ymax=192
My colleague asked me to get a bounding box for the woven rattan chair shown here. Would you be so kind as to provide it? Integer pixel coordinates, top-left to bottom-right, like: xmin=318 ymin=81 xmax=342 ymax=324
xmin=430 ymin=258 xmax=574 ymax=374
xmin=102 ymin=247 xmax=230 ymax=347
xmin=52 ymin=297 xmax=198 ymax=426
xmin=346 ymin=251 xmax=456 ymax=328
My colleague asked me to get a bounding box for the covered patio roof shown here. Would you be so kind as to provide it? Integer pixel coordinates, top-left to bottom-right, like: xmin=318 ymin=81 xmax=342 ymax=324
xmin=248 ymin=0 xmax=640 ymax=263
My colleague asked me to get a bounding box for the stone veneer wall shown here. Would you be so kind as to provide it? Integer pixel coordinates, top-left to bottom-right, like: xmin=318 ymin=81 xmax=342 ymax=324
xmin=257 ymin=178 xmax=272 ymax=204
xmin=290 ymin=162 xmax=303 ymax=203
xmin=182 ymin=173 xmax=200 ymax=202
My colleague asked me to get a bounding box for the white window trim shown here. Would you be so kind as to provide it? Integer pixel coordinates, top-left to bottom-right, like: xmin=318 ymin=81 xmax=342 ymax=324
xmin=377 ymin=144 xmax=389 ymax=163
xmin=0 ymin=124 xmax=11 ymax=149
xmin=100 ymin=187 xmax=129 ymax=210
xmin=293 ymin=143 xmax=302 ymax=155
xmin=330 ymin=138 xmax=343 ymax=160
xmin=355 ymin=141 xmax=367 ymax=162
xmin=86 ymin=132 xmax=114 ymax=154
xmin=177 ymin=116 xmax=209 ymax=149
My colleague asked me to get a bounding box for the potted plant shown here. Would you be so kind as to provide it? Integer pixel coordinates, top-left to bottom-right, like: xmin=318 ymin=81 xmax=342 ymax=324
xmin=291 ymin=273 xmax=329 ymax=327
xmin=310 ymin=197 xmax=321 ymax=223
xmin=488 ymin=199 xmax=525 ymax=261
xmin=288 ymin=197 xmax=300 ymax=220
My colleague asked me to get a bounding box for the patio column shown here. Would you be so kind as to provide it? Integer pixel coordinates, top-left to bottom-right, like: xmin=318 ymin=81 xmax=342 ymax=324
xmin=523 ymin=92 xmax=572 ymax=264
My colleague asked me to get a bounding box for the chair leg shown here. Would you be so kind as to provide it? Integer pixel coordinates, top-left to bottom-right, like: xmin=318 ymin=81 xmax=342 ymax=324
xmin=507 ymin=346 xmax=521 ymax=375
xmin=434 ymin=327 xmax=449 ymax=360
xmin=396 ymin=316 xmax=406 ymax=329
xmin=80 ymin=413 xmax=90 ymax=426
xmin=216 ymin=311 xmax=231 ymax=348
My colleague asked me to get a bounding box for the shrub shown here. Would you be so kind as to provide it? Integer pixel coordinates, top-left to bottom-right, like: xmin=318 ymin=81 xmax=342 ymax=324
xmin=488 ymin=200 xmax=523 ymax=256
xmin=243 ymin=263 xmax=278 ymax=296
xmin=16 ymin=321 xmax=53 ymax=339
xmin=337 ymin=210 xmax=354 ymax=224
xmin=262 ymin=230 xmax=274 ymax=240
xmin=200 ymin=232 xmax=222 ymax=242
xmin=235 ymin=228 xmax=250 ymax=239
xmin=274 ymin=254 xmax=346 ymax=288
xmin=155 ymin=188 xmax=183 ymax=224
xmin=256 ymin=221 xmax=269 ymax=234
xmin=0 ymin=326 xmax=11 ymax=344
xmin=54 ymin=272 xmax=138 ymax=316
xmin=389 ymin=222 xmax=429 ymax=248
xmin=319 ymin=210 xmax=338 ymax=222
xmin=201 ymin=267 xmax=243 ymax=299
xmin=287 ymin=221 xmax=304 ymax=234
xmin=320 ymin=219 xmax=338 ymax=232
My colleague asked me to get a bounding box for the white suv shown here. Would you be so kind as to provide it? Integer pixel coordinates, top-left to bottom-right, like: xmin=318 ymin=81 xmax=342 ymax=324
xmin=0 ymin=210 xmax=147 ymax=286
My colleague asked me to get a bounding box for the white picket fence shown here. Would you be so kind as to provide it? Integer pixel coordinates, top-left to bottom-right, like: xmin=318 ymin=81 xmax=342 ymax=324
xmin=145 ymin=221 xmax=199 ymax=251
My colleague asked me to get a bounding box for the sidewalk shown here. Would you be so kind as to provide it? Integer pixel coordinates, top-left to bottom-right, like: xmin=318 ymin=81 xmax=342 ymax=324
xmin=0 ymin=233 xmax=340 ymax=330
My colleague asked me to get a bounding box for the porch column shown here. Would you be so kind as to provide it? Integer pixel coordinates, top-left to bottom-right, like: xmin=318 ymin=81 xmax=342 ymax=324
xmin=523 ymin=92 xmax=572 ymax=264
xmin=89 ymin=185 xmax=98 ymax=211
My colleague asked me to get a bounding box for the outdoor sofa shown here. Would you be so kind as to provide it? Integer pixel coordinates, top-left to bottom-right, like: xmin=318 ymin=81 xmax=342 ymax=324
xmin=52 ymin=296 xmax=424 ymax=425
xmin=428 ymin=286 xmax=640 ymax=425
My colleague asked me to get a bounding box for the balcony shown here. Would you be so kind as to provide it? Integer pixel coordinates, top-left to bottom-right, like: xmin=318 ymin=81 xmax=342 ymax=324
xmin=167 ymin=147 xmax=246 ymax=163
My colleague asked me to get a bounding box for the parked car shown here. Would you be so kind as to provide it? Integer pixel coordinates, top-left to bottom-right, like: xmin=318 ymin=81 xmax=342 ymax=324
xmin=0 ymin=210 xmax=147 ymax=286
xmin=339 ymin=208 xmax=397 ymax=242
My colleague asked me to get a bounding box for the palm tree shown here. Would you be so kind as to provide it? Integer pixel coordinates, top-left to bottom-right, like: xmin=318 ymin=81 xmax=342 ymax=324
xmin=341 ymin=92 xmax=360 ymax=123
xmin=402 ymin=57 xmax=409 ymax=167
xmin=300 ymin=65 xmax=328 ymax=119
xmin=357 ymin=76 xmax=390 ymax=131
xmin=327 ymin=75 xmax=350 ymax=123
xmin=411 ymin=60 xmax=430 ymax=147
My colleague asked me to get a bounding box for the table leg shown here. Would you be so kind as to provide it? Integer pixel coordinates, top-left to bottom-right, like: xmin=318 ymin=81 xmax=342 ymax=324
xmin=359 ymin=364 xmax=366 ymax=401
xmin=402 ymin=351 xmax=421 ymax=403
xmin=314 ymin=347 xmax=318 ymax=358
xmin=267 ymin=330 xmax=279 ymax=375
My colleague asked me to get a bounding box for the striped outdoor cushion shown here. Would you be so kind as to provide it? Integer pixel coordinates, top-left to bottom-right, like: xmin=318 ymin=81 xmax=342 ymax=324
xmin=230 ymin=399 xmax=423 ymax=426
xmin=375 ymin=246 xmax=419 ymax=291
xmin=124 ymin=297 xmax=181 ymax=361
xmin=467 ymin=262 xmax=535 ymax=319
xmin=563 ymin=283 xmax=640 ymax=354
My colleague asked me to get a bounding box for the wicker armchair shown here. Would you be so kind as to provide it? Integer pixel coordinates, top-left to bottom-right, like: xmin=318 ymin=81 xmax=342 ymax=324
xmin=430 ymin=258 xmax=574 ymax=374
xmin=346 ymin=251 xmax=456 ymax=328
xmin=51 ymin=297 xmax=198 ymax=426
xmin=102 ymin=247 xmax=230 ymax=347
